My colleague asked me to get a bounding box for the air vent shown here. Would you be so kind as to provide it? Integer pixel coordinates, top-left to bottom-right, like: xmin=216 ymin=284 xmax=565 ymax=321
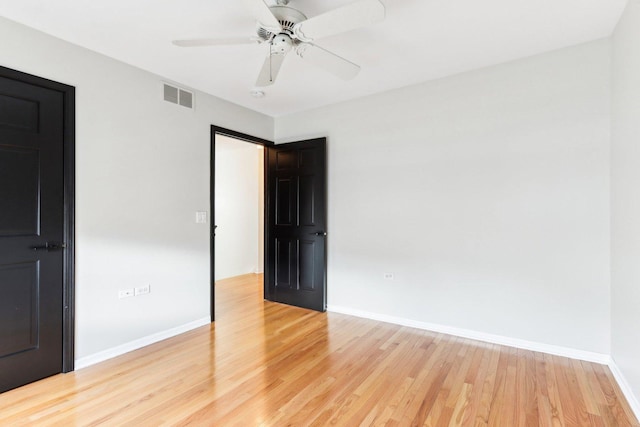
xmin=163 ymin=83 xmax=194 ymax=109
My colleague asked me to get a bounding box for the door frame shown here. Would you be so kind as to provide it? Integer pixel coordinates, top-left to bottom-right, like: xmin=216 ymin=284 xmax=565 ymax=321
xmin=210 ymin=126 xmax=273 ymax=321
xmin=0 ymin=66 xmax=75 ymax=372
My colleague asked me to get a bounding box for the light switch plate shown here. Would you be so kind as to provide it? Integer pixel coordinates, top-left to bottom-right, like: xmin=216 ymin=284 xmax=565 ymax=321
xmin=195 ymin=211 xmax=207 ymax=224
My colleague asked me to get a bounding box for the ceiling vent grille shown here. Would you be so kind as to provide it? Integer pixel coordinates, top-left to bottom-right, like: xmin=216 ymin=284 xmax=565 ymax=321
xmin=163 ymin=83 xmax=194 ymax=109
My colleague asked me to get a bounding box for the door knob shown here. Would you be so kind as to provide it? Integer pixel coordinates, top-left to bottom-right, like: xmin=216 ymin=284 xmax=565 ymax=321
xmin=31 ymin=242 xmax=66 ymax=251
xmin=311 ymin=231 xmax=327 ymax=236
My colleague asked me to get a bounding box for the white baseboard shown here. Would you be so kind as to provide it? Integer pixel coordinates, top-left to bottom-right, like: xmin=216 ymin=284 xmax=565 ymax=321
xmin=74 ymin=316 xmax=211 ymax=370
xmin=608 ymin=360 xmax=640 ymax=422
xmin=327 ymin=305 xmax=610 ymax=365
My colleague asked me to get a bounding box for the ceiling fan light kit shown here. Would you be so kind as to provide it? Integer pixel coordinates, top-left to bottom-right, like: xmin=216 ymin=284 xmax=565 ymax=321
xmin=172 ymin=0 xmax=385 ymax=88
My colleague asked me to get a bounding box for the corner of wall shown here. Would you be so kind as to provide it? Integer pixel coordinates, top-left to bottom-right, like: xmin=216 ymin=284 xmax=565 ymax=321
xmin=609 ymin=359 xmax=640 ymax=422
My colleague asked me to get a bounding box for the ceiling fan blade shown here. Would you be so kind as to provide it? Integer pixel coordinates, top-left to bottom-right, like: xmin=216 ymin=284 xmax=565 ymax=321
xmin=293 ymin=0 xmax=385 ymax=42
xmin=172 ymin=37 xmax=261 ymax=47
xmin=244 ymin=0 xmax=283 ymax=34
xmin=296 ymin=43 xmax=360 ymax=80
xmin=256 ymin=52 xmax=288 ymax=87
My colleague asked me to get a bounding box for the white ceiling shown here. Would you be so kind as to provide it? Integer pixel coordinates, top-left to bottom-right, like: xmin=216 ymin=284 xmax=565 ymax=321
xmin=0 ymin=0 xmax=627 ymax=117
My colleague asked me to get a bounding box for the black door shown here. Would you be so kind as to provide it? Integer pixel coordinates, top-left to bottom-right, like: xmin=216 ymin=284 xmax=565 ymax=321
xmin=0 ymin=74 xmax=66 ymax=392
xmin=265 ymin=138 xmax=326 ymax=312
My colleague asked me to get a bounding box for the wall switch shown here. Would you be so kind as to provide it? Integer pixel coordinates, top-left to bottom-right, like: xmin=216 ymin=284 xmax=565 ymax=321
xmin=135 ymin=284 xmax=150 ymax=296
xmin=118 ymin=289 xmax=134 ymax=299
xmin=384 ymin=273 xmax=395 ymax=280
xmin=195 ymin=211 xmax=207 ymax=224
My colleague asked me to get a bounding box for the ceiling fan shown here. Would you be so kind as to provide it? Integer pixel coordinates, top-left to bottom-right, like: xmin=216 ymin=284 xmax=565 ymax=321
xmin=172 ymin=0 xmax=385 ymax=87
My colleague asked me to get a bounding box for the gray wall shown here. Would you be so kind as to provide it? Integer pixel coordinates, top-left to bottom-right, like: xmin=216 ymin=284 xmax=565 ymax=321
xmin=611 ymin=0 xmax=640 ymax=412
xmin=276 ymin=40 xmax=612 ymax=356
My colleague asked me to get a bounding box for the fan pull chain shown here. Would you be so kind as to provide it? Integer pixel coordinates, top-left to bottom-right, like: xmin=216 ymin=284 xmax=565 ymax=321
xmin=269 ymin=44 xmax=273 ymax=83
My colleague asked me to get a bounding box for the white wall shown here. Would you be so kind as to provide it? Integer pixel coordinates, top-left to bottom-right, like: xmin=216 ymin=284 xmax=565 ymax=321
xmin=611 ymin=0 xmax=640 ymax=410
xmin=276 ymin=40 xmax=611 ymax=355
xmin=214 ymin=136 xmax=263 ymax=280
xmin=0 ymin=17 xmax=272 ymax=360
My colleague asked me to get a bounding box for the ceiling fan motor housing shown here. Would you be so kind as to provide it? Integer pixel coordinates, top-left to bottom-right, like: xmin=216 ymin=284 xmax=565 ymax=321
xmin=256 ymin=6 xmax=307 ymax=41
xmin=271 ymin=34 xmax=293 ymax=54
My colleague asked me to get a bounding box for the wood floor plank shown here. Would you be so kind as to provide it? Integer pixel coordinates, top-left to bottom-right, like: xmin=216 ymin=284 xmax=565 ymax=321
xmin=458 ymin=343 xmax=493 ymax=425
xmin=340 ymin=330 xmax=430 ymax=425
xmin=473 ymin=345 xmax=502 ymax=426
xmin=423 ymin=339 xmax=471 ymax=426
xmin=394 ymin=338 xmax=463 ymax=425
xmin=533 ymin=351 xmax=555 ymax=427
xmin=0 ymin=273 xmax=637 ymax=426
xmin=487 ymin=346 xmax=510 ymax=425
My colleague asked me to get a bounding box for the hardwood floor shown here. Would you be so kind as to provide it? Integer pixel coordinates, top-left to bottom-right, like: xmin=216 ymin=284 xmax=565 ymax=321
xmin=0 ymin=273 xmax=637 ymax=426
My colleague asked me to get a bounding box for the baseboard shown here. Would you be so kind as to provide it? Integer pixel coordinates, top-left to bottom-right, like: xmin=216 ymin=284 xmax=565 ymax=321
xmin=74 ymin=316 xmax=211 ymax=370
xmin=327 ymin=305 xmax=610 ymax=365
xmin=608 ymin=360 xmax=640 ymax=421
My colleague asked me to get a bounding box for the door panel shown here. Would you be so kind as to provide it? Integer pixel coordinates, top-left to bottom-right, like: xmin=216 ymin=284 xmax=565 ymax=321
xmin=0 ymin=146 xmax=40 ymax=236
xmin=275 ymin=238 xmax=293 ymax=288
xmin=0 ymin=262 xmax=39 ymax=356
xmin=0 ymin=74 xmax=65 ymax=393
xmin=299 ymin=175 xmax=316 ymax=226
xmin=0 ymin=93 xmax=40 ymax=132
xmin=299 ymin=240 xmax=316 ymax=291
xmin=276 ymin=178 xmax=293 ymax=225
xmin=266 ymin=138 xmax=326 ymax=312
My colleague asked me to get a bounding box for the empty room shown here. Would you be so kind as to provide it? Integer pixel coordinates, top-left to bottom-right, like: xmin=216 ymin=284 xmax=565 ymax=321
xmin=1 ymin=0 xmax=640 ymax=425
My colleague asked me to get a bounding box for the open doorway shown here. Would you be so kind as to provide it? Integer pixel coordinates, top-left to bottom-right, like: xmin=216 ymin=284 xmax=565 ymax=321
xmin=214 ymin=136 xmax=264 ymax=280
xmin=210 ymin=127 xmax=272 ymax=320
xmin=210 ymin=127 xmax=328 ymax=320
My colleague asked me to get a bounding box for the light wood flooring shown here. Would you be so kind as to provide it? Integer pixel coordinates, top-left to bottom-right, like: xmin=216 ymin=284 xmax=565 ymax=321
xmin=0 ymin=273 xmax=638 ymax=426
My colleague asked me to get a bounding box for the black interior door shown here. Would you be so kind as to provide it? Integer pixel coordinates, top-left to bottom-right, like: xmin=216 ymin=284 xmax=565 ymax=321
xmin=265 ymin=138 xmax=326 ymax=312
xmin=0 ymin=75 xmax=65 ymax=392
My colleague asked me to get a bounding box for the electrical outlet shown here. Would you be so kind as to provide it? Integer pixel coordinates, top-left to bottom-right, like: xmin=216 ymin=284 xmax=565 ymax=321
xmin=384 ymin=273 xmax=395 ymax=280
xmin=135 ymin=284 xmax=150 ymax=296
xmin=118 ymin=289 xmax=134 ymax=299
